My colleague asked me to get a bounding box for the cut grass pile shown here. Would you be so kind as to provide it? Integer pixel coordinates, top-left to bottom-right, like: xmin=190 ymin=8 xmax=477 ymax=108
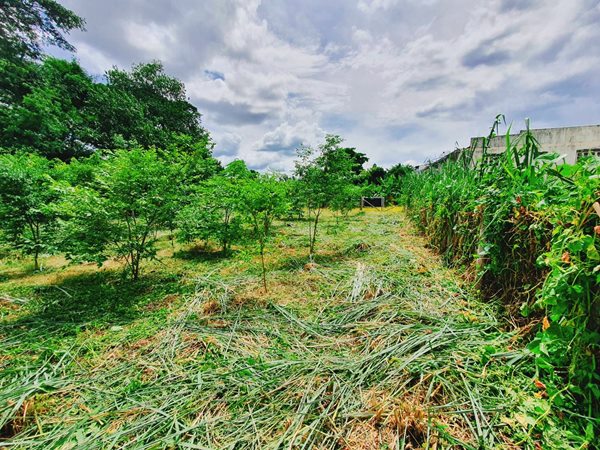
xmin=0 ymin=208 xmax=570 ymax=448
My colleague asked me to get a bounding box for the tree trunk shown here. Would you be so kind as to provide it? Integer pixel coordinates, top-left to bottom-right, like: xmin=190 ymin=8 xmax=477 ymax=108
xmin=308 ymin=214 xmax=313 ymax=256
xmin=131 ymin=252 xmax=140 ymax=280
xmin=31 ymin=222 xmax=41 ymax=271
xmin=223 ymin=212 xmax=230 ymax=253
xmin=309 ymin=209 xmax=321 ymax=259
xmin=260 ymin=243 xmax=267 ymax=292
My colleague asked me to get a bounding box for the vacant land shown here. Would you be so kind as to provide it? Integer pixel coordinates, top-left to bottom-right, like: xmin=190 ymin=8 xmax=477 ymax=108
xmin=1 ymin=208 xmax=541 ymax=448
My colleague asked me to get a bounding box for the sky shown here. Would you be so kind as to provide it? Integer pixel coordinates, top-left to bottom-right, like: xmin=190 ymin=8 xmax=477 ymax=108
xmin=57 ymin=0 xmax=600 ymax=170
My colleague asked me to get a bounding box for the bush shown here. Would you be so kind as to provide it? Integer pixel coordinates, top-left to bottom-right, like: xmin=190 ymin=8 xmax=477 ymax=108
xmin=59 ymin=148 xmax=180 ymax=279
xmin=176 ymin=160 xmax=250 ymax=252
xmin=0 ymin=152 xmax=63 ymax=270
xmin=238 ymin=174 xmax=288 ymax=291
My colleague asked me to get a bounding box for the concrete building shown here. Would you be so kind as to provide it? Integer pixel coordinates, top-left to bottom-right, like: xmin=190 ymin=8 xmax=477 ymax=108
xmin=470 ymin=124 xmax=600 ymax=165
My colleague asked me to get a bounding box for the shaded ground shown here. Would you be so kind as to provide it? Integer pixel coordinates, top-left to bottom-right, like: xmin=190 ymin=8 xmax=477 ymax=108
xmin=1 ymin=208 xmax=541 ymax=448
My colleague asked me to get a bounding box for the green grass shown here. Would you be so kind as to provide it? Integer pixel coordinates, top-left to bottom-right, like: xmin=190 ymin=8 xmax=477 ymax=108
xmin=0 ymin=208 xmax=570 ymax=448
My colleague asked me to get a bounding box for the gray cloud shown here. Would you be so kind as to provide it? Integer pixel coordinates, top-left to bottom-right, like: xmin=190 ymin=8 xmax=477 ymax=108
xmin=214 ymin=132 xmax=241 ymax=156
xmin=542 ymin=72 xmax=600 ymax=100
xmin=195 ymin=98 xmax=271 ymax=126
xmin=462 ymin=48 xmax=511 ymax=67
xmin=258 ymin=138 xmax=302 ymax=155
xmin=61 ymin=0 xmax=236 ymax=77
xmin=499 ymin=0 xmax=538 ymax=12
xmin=205 ymin=70 xmax=225 ymax=81
xmin=57 ymin=0 xmax=600 ymax=168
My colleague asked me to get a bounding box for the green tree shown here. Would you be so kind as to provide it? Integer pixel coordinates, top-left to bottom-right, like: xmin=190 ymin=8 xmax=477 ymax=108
xmin=163 ymin=133 xmax=221 ymax=188
xmin=330 ymin=183 xmax=361 ymax=219
xmin=59 ymin=149 xmax=178 ymax=279
xmin=106 ymin=61 xmax=208 ymax=149
xmin=0 ymin=0 xmax=85 ymax=61
xmin=294 ymin=135 xmax=357 ymax=257
xmin=176 ymin=160 xmax=250 ymax=252
xmin=84 ymin=82 xmax=148 ymax=150
xmin=361 ymin=164 xmax=386 ymax=185
xmin=386 ymin=163 xmax=413 ymax=179
xmin=0 ymin=57 xmax=37 ymax=105
xmin=158 ymin=134 xmax=221 ymax=244
xmin=282 ymin=177 xmax=305 ymax=220
xmin=239 ymin=174 xmax=288 ymax=292
xmin=339 ymin=147 xmax=368 ymax=177
xmin=380 ymin=163 xmax=414 ymax=202
xmin=0 ymin=152 xmax=62 ymax=270
xmin=0 ymin=57 xmax=95 ymax=160
xmin=0 ymin=56 xmax=221 ymax=164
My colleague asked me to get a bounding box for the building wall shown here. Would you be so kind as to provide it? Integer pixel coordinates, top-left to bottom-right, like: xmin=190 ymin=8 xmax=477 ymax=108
xmin=470 ymin=124 xmax=600 ymax=164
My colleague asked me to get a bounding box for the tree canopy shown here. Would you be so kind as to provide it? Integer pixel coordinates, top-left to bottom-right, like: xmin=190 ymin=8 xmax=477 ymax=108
xmin=0 ymin=58 xmax=215 ymax=162
xmin=106 ymin=61 xmax=209 ymax=148
xmin=294 ymin=135 xmax=358 ymax=256
xmin=0 ymin=0 xmax=85 ymax=60
xmin=58 ymin=149 xmax=181 ymax=279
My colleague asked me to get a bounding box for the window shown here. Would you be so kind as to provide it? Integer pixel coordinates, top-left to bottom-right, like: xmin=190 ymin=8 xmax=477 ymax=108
xmin=577 ymin=148 xmax=600 ymax=161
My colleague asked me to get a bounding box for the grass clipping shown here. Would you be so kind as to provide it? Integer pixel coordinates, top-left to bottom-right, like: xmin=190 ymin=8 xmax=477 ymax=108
xmin=1 ymin=209 xmax=532 ymax=449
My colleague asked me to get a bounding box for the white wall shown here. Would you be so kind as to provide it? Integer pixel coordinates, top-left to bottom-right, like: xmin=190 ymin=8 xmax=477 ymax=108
xmin=469 ymin=125 xmax=600 ymax=164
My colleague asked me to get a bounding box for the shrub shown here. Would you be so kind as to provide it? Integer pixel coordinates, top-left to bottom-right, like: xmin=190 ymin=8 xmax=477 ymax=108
xmin=176 ymin=161 xmax=250 ymax=252
xmin=294 ymin=135 xmax=358 ymax=257
xmin=59 ymin=148 xmax=179 ymax=279
xmin=238 ymin=174 xmax=288 ymax=291
xmin=0 ymin=153 xmax=62 ymax=270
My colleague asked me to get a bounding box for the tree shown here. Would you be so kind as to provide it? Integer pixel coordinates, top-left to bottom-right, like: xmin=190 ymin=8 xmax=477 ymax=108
xmin=339 ymin=147 xmax=368 ymax=177
xmin=238 ymin=174 xmax=288 ymax=292
xmin=0 ymin=57 xmax=95 ymax=160
xmin=0 ymin=57 xmax=38 ymax=105
xmin=0 ymin=153 xmax=62 ymax=270
xmin=59 ymin=149 xmax=178 ymax=279
xmin=176 ymin=160 xmax=250 ymax=252
xmin=84 ymin=82 xmax=148 ymax=150
xmin=361 ymin=164 xmax=386 ymax=185
xmin=283 ymin=177 xmax=305 ymax=220
xmin=0 ymin=0 xmax=85 ymax=61
xmin=380 ymin=163 xmax=414 ymax=202
xmin=162 ymin=133 xmax=221 ymax=188
xmin=386 ymin=163 xmax=414 ymax=179
xmin=329 ymin=182 xmax=362 ymax=219
xmin=294 ymin=135 xmax=357 ymax=258
xmin=0 ymin=55 xmax=221 ymax=164
xmin=105 ymin=61 xmax=209 ymax=149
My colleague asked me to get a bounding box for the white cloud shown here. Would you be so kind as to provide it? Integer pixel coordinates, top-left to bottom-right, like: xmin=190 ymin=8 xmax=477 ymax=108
xmin=61 ymin=0 xmax=600 ymax=169
xmin=214 ymin=132 xmax=242 ymax=157
xmin=74 ymin=42 xmax=114 ymax=75
xmin=124 ymin=22 xmax=176 ymax=60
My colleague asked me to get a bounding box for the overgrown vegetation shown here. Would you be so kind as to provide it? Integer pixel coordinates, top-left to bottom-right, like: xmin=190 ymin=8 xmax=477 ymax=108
xmin=1 ymin=1 xmax=598 ymax=447
xmin=399 ymin=118 xmax=600 ymax=444
xmin=3 ymin=209 xmax=584 ymax=449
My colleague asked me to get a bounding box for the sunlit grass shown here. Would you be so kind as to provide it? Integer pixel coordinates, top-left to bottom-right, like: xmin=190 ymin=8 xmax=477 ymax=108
xmin=1 ymin=208 xmax=546 ymax=448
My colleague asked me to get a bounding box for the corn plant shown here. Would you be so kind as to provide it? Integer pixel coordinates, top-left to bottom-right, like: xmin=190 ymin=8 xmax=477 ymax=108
xmin=400 ymin=118 xmax=600 ymax=438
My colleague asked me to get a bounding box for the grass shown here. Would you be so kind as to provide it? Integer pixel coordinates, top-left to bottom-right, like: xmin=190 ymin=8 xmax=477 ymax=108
xmin=0 ymin=207 xmax=556 ymax=448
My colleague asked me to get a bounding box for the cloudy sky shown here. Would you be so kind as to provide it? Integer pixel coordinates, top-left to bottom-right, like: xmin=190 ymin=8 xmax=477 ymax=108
xmin=58 ymin=0 xmax=600 ymax=170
